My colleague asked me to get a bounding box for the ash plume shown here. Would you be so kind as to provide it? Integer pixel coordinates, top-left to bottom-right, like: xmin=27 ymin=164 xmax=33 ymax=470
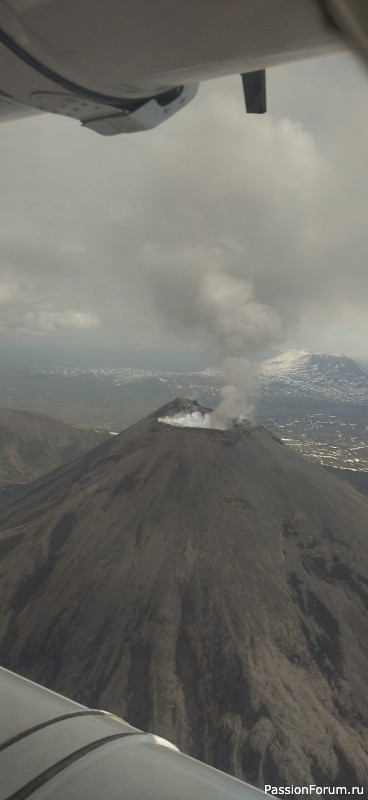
xmin=152 ymin=248 xmax=283 ymax=421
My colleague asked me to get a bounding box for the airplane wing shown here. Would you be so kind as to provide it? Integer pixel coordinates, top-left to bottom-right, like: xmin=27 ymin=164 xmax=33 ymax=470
xmin=0 ymin=0 xmax=350 ymax=135
xmin=0 ymin=666 xmax=266 ymax=799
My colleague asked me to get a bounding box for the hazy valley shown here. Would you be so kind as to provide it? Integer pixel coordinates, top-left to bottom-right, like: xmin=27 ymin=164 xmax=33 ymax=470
xmin=0 ymin=349 xmax=367 ymax=493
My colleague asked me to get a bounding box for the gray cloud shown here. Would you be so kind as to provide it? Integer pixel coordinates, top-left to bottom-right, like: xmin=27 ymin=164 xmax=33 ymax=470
xmin=0 ymin=50 xmax=368 ymax=368
xmin=24 ymin=309 xmax=101 ymax=332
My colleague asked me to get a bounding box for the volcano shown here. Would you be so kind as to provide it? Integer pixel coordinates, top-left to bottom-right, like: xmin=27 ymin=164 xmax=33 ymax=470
xmin=0 ymin=398 xmax=367 ymax=790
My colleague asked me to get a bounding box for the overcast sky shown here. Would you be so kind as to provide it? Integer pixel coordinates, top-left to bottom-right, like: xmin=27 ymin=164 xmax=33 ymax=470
xmin=1 ymin=49 xmax=368 ymax=370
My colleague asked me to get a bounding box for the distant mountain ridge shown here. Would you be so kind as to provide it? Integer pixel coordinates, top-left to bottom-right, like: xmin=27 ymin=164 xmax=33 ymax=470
xmin=1 ymin=349 xmax=367 ymax=434
xmin=0 ymin=399 xmax=367 ymax=790
xmin=0 ymin=407 xmax=108 ymax=483
xmin=258 ymin=349 xmax=368 ymax=406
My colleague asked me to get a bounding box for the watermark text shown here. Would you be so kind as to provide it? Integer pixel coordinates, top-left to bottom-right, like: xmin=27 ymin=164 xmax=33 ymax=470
xmin=264 ymin=786 xmax=364 ymax=796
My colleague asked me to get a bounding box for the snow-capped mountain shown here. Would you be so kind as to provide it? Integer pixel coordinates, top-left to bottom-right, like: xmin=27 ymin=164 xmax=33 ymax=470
xmin=259 ymin=348 xmax=368 ymax=405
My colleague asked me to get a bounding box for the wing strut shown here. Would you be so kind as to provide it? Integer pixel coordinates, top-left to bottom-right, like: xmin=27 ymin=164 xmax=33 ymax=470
xmin=241 ymin=70 xmax=266 ymax=114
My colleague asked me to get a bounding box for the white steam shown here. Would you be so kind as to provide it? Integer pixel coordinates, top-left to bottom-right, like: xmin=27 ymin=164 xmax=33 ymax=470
xmin=158 ymin=411 xmax=222 ymax=429
xmin=157 ymin=376 xmax=252 ymax=430
xmin=157 ymin=404 xmax=250 ymax=431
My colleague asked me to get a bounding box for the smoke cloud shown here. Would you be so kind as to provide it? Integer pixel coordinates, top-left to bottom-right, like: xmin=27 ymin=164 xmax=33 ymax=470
xmin=152 ymin=252 xmax=283 ymax=419
xmin=197 ymin=272 xmax=282 ymax=357
xmin=212 ymin=381 xmax=248 ymax=427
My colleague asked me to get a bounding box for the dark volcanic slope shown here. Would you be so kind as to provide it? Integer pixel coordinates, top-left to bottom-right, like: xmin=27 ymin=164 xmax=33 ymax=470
xmin=0 ymin=398 xmax=368 ymax=789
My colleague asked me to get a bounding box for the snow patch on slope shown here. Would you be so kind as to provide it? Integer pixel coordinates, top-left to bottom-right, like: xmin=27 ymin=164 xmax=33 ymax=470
xmin=258 ymin=349 xmax=368 ymax=405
